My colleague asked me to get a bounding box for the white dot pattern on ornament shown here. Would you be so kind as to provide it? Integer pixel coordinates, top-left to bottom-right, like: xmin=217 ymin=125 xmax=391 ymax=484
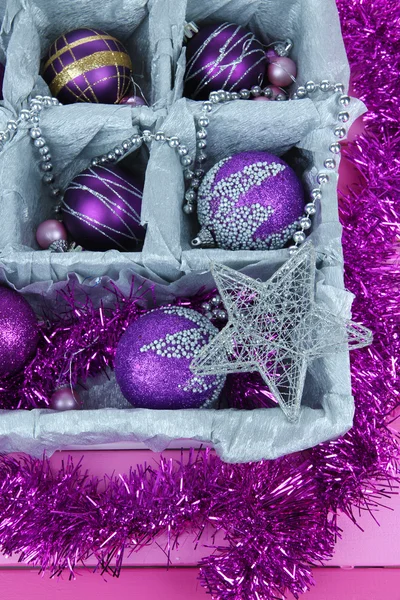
xmin=185 ymin=22 xmax=266 ymax=98
xmin=198 ymin=158 xmax=299 ymax=250
xmin=61 ymin=166 xmax=143 ymax=250
xmin=140 ymin=307 xmax=225 ymax=402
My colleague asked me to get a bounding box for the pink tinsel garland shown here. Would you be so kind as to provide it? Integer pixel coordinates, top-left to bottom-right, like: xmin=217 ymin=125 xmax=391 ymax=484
xmin=0 ymin=1 xmax=398 ymax=598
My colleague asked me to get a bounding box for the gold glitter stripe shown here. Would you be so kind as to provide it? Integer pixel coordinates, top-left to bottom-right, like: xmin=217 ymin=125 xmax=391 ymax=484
xmin=43 ymin=34 xmax=122 ymax=72
xmin=49 ymin=51 xmax=132 ymax=97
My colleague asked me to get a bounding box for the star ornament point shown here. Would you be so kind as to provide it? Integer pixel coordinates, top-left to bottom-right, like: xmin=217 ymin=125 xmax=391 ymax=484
xmin=191 ymin=243 xmax=372 ymax=422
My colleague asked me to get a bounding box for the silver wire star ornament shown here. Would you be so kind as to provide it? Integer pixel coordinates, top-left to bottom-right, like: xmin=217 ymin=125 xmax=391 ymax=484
xmin=190 ymin=242 xmax=372 ymax=422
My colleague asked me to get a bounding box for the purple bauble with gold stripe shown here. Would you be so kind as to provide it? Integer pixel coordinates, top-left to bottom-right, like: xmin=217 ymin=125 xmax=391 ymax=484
xmin=184 ymin=22 xmax=266 ymax=100
xmin=61 ymin=165 xmax=145 ymax=251
xmin=42 ymin=28 xmax=132 ymax=104
xmin=115 ymin=307 xmax=226 ymax=409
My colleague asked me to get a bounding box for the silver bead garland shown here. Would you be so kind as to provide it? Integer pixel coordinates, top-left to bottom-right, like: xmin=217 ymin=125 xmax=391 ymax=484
xmin=0 ymin=77 xmax=351 ymax=255
xmin=184 ymin=79 xmax=351 ymax=253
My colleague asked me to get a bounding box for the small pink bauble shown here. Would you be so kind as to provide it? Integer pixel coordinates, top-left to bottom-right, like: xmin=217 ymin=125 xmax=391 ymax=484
xmin=36 ymin=219 xmax=68 ymax=249
xmin=268 ymin=56 xmax=297 ymax=87
xmin=50 ymin=387 xmax=82 ymax=411
xmin=253 ymin=96 xmax=270 ymax=102
xmin=120 ymin=95 xmax=146 ymax=107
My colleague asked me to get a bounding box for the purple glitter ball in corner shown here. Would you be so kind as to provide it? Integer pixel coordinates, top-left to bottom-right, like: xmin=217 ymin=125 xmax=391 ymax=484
xmin=184 ymin=22 xmax=266 ymax=100
xmin=0 ymin=287 xmax=39 ymax=379
xmin=61 ymin=164 xmax=145 ymax=252
xmin=196 ymin=151 xmax=305 ymax=250
xmin=115 ymin=307 xmax=226 ymax=409
xmin=0 ymin=62 xmax=4 ymax=101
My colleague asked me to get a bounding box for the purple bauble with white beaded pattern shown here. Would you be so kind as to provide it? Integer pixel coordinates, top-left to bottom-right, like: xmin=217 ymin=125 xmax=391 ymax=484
xmin=115 ymin=307 xmax=226 ymax=409
xmin=196 ymin=151 xmax=304 ymax=250
xmin=184 ymin=23 xmax=266 ymax=100
xmin=42 ymin=29 xmax=132 ymax=104
xmin=61 ymin=165 xmax=144 ymax=251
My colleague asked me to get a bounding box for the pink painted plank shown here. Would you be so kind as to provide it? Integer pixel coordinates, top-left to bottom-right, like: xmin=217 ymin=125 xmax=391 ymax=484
xmin=0 ymin=568 xmax=399 ymax=600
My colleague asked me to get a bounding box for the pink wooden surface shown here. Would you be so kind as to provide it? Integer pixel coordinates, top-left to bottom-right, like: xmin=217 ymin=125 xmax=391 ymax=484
xmin=0 ymin=568 xmax=399 ymax=600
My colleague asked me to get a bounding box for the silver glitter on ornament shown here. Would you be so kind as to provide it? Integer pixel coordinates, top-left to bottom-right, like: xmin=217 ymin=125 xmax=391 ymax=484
xmin=191 ymin=243 xmax=372 ymax=422
xmin=194 ymin=152 xmax=304 ymax=250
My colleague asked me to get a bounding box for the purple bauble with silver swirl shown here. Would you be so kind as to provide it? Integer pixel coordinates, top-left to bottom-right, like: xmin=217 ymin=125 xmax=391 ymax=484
xmin=115 ymin=307 xmax=226 ymax=409
xmin=184 ymin=23 xmax=266 ymax=100
xmin=0 ymin=287 xmax=39 ymax=379
xmin=0 ymin=62 xmax=4 ymax=101
xmin=195 ymin=151 xmax=304 ymax=250
xmin=42 ymin=29 xmax=132 ymax=104
xmin=61 ymin=165 xmax=145 ymax=252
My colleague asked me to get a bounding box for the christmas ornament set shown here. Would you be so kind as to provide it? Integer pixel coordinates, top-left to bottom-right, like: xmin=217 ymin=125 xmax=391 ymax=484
xmin=0 ymin=12 xmax=307 ymax=254
xmin=0 ymin=0 xmax=397 ymax=598
xmin=0 ymin=0 xmax=369 ymax=442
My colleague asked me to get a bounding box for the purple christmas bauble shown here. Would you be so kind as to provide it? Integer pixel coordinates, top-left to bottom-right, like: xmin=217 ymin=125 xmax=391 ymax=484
xmin=61 ymin=165 xmax=145 ymax=251
xmin=0 ymin=62 xmax=4 ymax=101
xmin=42 ymin=29 xmax=132 ymax=104
xmin=115 ymin=307 xmax=226 ymax=409
xmin=0 ymin=287 xmax=39 ymax=379
xmin=196 ymin=151 xmax=304 ymax=250
xmin=184 ymin=23 xmax=266 ymax=100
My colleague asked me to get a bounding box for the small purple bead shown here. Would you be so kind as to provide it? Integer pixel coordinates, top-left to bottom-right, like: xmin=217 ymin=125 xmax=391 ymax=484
xmin=184 ymin=22 xmax=266 ymax=100
xmin=268 ymin=56 xmax=297 ymax=88
xmin=50 ymin=387 xmax=82 ymax=411
xmin=0 ymin=287 xmax=39 ymax=379
xmin=0 ymin=63 xmax=4 ymax=101
xmin=120 ymin=95 xmax=146 ymax=107
xmin=36 ymin=219 xmax=68 ymax=249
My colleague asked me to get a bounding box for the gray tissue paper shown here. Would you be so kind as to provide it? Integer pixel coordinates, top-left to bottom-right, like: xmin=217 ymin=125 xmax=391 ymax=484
xmin=0 ymin=0 xmax=366 ymax=462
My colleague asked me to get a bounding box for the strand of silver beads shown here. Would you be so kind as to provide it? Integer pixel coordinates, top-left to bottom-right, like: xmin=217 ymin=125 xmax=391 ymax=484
xmin=183 ymin=80 xmax=351 ymax=253
xmin=0 ymin=82 xmax=351 ymax=255
xmin=0 ymin=96 xmax=199 ymax=250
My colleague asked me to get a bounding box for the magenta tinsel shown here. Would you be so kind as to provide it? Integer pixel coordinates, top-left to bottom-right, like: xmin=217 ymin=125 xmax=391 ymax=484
xmin=0 ymin=283 xmax=223 ymax=410
xmin=0 ymin=2 xmax=398 ymax=599
xmin=0 ymin=281 xmax=151 ymax=409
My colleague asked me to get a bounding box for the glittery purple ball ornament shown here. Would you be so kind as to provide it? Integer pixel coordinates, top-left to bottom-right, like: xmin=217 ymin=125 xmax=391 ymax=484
xmin=184 ymin=22 xmax=266 ymax=100
xmin=61 ymin=165 xmax=145 ymax=251
xmin=0 ymin=62 xmax=4 ymax=101
xmin=115 ymin=307 xmax=226 ymax=409
xmin=0 ymin=287 xmax=39 ymax=379
xmin=42 ymin=29 xmax=133 ymax=104
xmin=193 ymin=151 xmax=304 ymax=250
